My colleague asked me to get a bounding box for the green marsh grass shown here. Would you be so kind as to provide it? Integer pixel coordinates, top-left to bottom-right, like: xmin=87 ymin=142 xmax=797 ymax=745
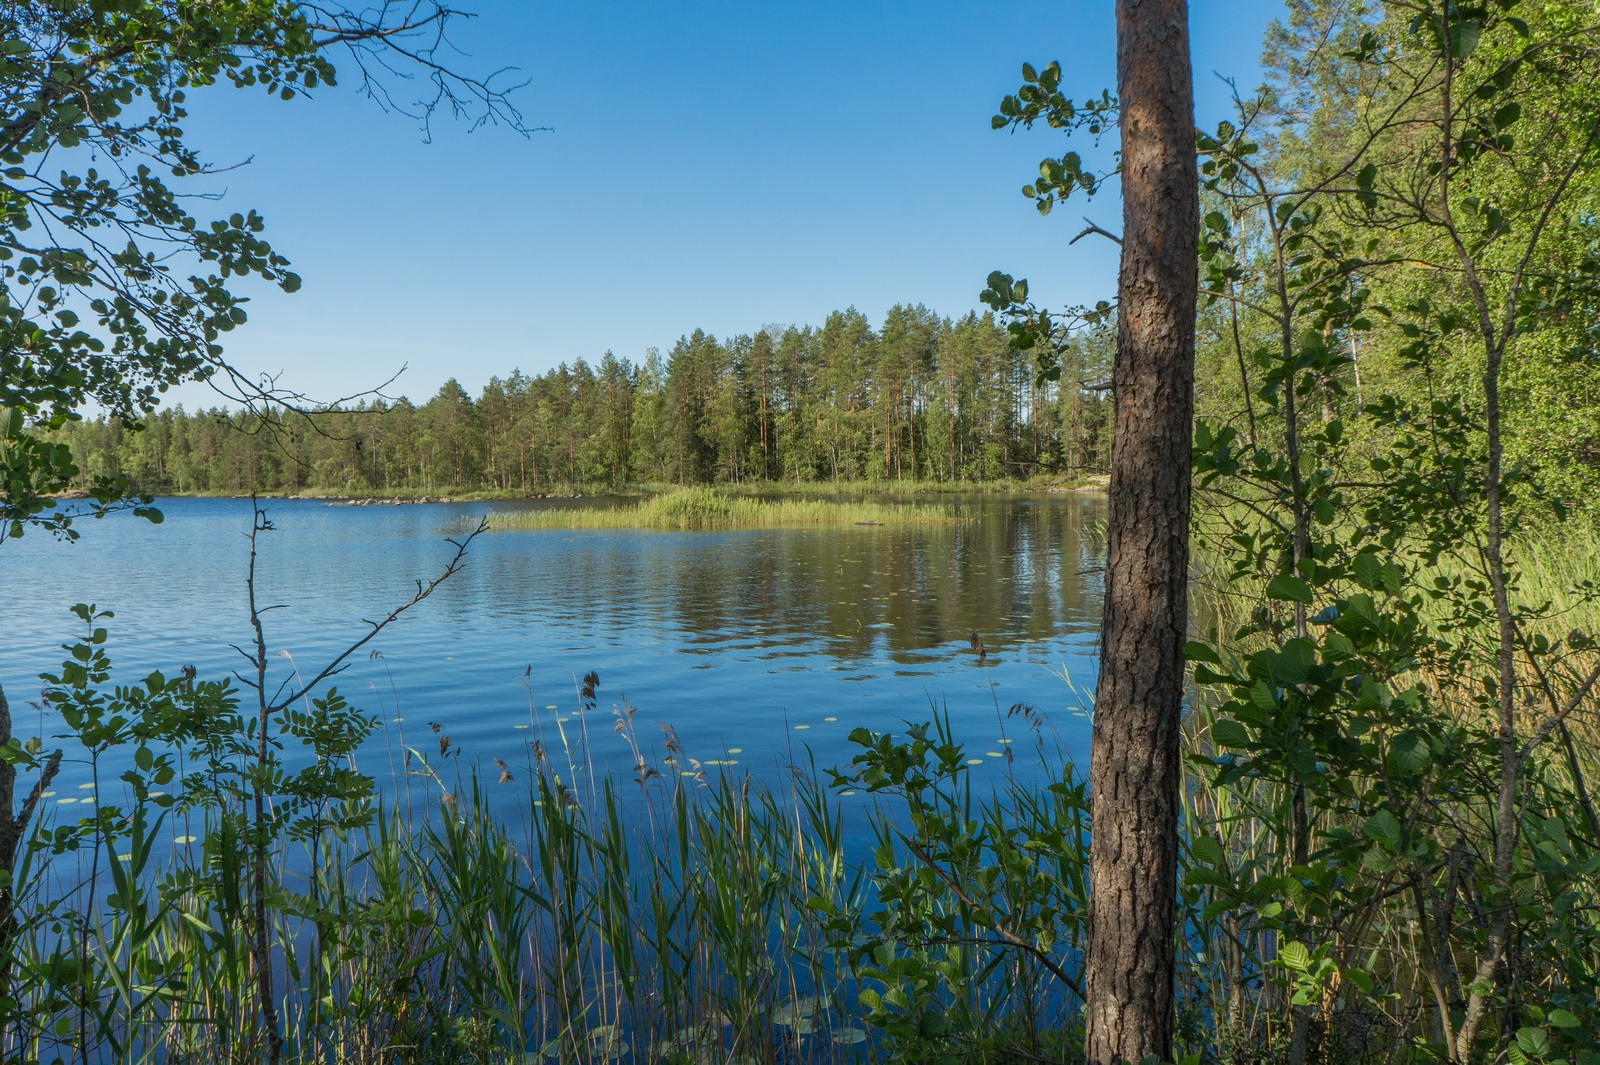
xmin=701 ymin=475 xmax=1107 ymax=498
xmin=12 ymin=749 xmax=864 ymax=1062
xmin=8 ymin=667 xmax=1103 ymax=1065
xmin=487 ymin=486 xmax=966 ymax=531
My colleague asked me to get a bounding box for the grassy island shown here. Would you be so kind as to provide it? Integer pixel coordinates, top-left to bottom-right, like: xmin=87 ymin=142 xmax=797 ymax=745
xmin=485 ymin=486 xmax=967 ymax=531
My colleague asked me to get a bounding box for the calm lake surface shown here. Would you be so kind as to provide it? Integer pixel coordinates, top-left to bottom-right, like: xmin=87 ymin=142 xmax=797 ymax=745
xmin=0 ymin=494 xmax=1106 ymax=810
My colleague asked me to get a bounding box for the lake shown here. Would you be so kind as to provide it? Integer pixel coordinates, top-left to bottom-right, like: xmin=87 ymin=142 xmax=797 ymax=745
xmin=0 ymin=493 xmax=1107 ymax=812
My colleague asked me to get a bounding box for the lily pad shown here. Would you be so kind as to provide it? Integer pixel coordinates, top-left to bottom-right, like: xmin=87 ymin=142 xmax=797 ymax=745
xmin=774 ymin=994 xmax=826 ymax=1024
xmin=541 ymin=1026 xmax=630 ymax=1063
xmin=668 ymin=1021 xmax=726 ymax=1058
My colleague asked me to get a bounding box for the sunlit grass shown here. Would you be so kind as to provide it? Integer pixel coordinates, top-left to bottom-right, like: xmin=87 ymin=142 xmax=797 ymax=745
xmin=487 ymin=486 xmax=967 ymax=531
xmin=701 ymin=475 xmax=1107 ymax=497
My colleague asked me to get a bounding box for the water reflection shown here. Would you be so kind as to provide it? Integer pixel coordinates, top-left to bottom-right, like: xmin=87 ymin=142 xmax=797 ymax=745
xmin=470 ymin=494 xmax=1105 ymax=664
xmin=0 ymin=493 xmax=1107 ymax=801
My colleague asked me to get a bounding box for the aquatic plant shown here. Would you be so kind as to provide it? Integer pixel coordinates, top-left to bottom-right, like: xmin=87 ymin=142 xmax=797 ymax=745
xmin=485 ymin=486 xmax=966 ymax=532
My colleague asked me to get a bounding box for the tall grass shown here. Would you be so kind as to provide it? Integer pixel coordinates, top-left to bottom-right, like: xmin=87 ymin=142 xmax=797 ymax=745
xmin=486 ymin=486 xmax=966 ymax=531
xmin=10 ymin=736 xmax=862 ymax=1062
xmin=7 ymin=673 xmax=1100 ymax=1065
xmin=700 ymin=476 xmax=1108 ymax=498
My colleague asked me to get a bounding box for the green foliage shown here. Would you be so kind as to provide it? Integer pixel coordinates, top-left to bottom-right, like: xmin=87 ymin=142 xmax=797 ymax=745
xmin=50 ymin=306 xmax=1114 ymax=496
xmin=1178 ymin=2 xmax=1600 ymax=1059
xmin=982 ymin=2 xmax=1600 ymax=1061
xmin=827 ymin=713 xmax=1090 ymax=1064
xmin=0 ymin=1 xmax=525 ymax=540
xmin=991 ymin=61 xmax=1117 ymax=213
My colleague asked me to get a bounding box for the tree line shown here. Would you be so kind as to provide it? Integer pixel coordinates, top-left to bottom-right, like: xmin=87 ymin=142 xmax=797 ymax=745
xmin=52 ymin=307 xmax=1115 ymax=495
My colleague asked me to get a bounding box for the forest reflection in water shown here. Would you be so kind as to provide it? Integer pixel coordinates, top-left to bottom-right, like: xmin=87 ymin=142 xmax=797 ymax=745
xmin=0 ymin=492 xmax=1108 ymax=803
xmin=539 ymin=492 xmax=1111 ymax=670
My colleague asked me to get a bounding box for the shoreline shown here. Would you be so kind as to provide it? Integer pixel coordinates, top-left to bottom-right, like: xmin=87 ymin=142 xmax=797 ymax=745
xmin=80 ymin=476 xmax=1112 ymax=507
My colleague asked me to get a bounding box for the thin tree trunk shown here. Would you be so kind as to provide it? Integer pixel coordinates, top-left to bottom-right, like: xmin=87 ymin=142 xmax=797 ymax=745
xmin=1084 ymin=1 xmax=1197 ymax=1062
xmin=0 ymin=683 xmax=62 ymax=1013
xmin=245 ymin=508 xmax=284 ymax=1065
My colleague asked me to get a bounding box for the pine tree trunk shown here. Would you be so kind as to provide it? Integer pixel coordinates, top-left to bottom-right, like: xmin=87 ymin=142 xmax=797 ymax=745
xmin=1084 ymin=0 xmax=1197 ymax=1062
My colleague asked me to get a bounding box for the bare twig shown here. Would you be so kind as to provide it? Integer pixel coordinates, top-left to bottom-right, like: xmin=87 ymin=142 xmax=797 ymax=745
xmin=1069 ymin=217 xmax=1124 ymax=247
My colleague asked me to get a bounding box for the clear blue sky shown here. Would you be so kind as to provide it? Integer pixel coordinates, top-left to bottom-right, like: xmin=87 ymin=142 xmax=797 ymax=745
xmin=176 ymin=0 xmax=1284 ymax=408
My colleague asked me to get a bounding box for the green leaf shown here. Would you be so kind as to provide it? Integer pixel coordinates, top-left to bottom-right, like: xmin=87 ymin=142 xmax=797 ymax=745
xmin=1387 ymin=732 xmax=1431 ymax=774
xmin=1548 ymin=1009 xmax=1581 ymax=1030
xmin=1278 ymin=941 xmax=1311 ymax=972
xmin=1515 ymin=1027 xmax=1551 ymax=1058
xmin=1448 ymin=19 xmax=1482 ymax=58
xmin=1380 ymin=562 xmax=1404 ymax=597
xmin=1363 ymin=809 xmax=1401 ymax=847
xmin=1249 ymin=680 xmax=1279 ymax=712
xmin=1352 ymin=550 xmax=1384 ymax=591
xmin=1266 ymin=573 xmax=1314 ymax=605
xmin=1185 ymin=865 xmax=1230 ymax=888
xmin=1211 ymin=718 xmax=1251 ymax=749
xmin=1189 ymin=835 xmax=1226 ymax=866
xmin=1275 ymin=639 xmax=1317 ymax=685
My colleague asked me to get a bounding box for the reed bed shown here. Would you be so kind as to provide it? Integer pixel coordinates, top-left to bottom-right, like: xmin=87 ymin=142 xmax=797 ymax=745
xmin=487 ymin=486 xmax=965 ymax=531
xmin=698 ymin=476 xmax=1106 ymax=498
xmin=7 ymin=676 xmax=1089 ymax=1065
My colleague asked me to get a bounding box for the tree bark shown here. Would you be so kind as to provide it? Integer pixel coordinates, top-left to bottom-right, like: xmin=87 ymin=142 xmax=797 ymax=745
xmin=1084 ymin=1 xmax=1197 ymax=1062
xmin=0 ymin=683 xmax=62 ymax=1012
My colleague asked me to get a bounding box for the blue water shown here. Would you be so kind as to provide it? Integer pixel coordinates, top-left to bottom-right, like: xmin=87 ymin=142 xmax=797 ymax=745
xmin=0 ymin=494 xmax=1106 ymax=813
